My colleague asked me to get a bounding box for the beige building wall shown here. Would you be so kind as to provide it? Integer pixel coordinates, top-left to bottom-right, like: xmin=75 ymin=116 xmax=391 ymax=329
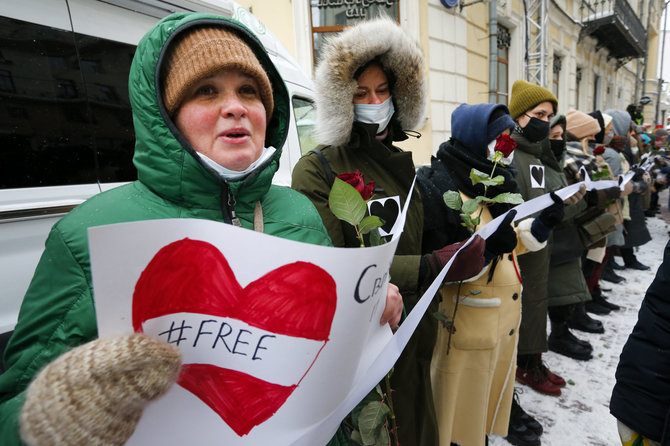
xmin=242 ymin=0 xmax=665 ymax=159
xmin=425 ymin=0 xmax=469 ymax=158
xmin=234 ymin=0 xmax=297 ymax=59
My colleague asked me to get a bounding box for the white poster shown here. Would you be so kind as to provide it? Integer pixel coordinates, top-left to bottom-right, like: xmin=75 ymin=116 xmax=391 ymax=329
xmin=90 ymin=218 xmax=399 ymax=445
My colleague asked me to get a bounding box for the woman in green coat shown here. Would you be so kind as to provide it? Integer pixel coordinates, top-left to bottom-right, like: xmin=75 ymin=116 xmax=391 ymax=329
xmin=0 ymin=13 xmax=338 ymax=445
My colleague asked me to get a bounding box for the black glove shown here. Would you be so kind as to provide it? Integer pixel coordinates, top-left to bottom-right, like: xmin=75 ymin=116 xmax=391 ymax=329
xmin=484 ymin=210 xmax=518 ymax=262
xmin=531 ymin=191 xmax=564 ymax=243
xmin=586 ymin=187 xmax=620 ymax=207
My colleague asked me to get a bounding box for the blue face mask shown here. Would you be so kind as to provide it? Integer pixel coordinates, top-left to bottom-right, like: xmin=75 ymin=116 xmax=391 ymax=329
xmin=353 ymin=96 xmax=395 ymax=134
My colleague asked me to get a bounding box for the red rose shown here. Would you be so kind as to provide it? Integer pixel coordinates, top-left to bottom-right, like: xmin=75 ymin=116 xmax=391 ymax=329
xmin=593 ymin=146 xmax=605 ymax=155
xmin=494 ymin=133 xmax=517 ymax=158
xmin=337 ymin=170 xmax=375 ymax=200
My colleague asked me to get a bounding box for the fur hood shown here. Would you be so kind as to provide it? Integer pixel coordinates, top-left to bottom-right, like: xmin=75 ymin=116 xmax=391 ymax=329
xmin=314 ymin=17 xmax=427 ymax=146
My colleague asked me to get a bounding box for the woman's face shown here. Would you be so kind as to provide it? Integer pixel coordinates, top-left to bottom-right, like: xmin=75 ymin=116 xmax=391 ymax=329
xmin=175 ymin=69 xmax=266 ymax=171
xmin=549 ymin=125 xmax=563 ymax=141
xmin=353 ymin=64 xmax=390 ymax=105
xmin=516 ymin=101 xmax=555 ymax=127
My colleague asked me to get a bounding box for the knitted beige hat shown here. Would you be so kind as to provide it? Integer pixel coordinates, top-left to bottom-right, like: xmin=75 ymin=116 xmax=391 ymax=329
xmin=566 ymin=109 xmax=601 ymax=140
xmin=509 ymin=80 xmax=558 ymax=120
xmin=162 ymin=26 xmax=274 ymax=119
xmin=20 ymin=334 xmax=181 ymax=446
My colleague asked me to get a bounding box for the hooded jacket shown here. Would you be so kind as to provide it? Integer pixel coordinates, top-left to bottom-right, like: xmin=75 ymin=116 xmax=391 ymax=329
xmin=604 ymin=110 xmax=651 ymax=249
xmin=418 ymin=103 xmax=525 ymax=444
xmin=541 ymin=115 xmax=591 ymax=307
xmin=291 ymin=18 xmax=438 ymax=446
xmin=0 ymin=13 xmax=330 ymax=444
xmin=510 ymin=128 xmax=552 ymax=355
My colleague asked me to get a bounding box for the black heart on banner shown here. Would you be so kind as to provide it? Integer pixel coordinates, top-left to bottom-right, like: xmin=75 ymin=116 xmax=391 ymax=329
xmin=618 ymin=176 xmax=623 ymax=186
xmin=370 ymin=199 xmax=399 ymax=233
xmin=530 ymin=165 xmax=544 ymax=187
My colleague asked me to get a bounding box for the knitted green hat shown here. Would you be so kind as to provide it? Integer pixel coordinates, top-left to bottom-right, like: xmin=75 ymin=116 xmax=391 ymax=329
xmin=509 ymin=80 xmax=558 ymax=120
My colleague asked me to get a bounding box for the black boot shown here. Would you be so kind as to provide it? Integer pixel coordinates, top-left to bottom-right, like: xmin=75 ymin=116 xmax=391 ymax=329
xmin=591 ymin=287 xmax=620 ymax=311
xmin=610 ymin=258 xmax=625 ymax=270
xmin=569 ymin=302 xmax=604 ymax=334
xmin=506 ymin=396 xmax=541 ymax=446
xmin=621 ymin=247 xmax=651 ymax=271
xmin=601 ymin=267 xmax=625 ymax=283
xmin=510 ymin=392 xmax=543 ymax=435
xmin=548 ymin=320 xmax=593 ymax=361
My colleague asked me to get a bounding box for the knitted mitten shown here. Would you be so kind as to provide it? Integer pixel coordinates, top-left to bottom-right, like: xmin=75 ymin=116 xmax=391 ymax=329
xmin=20 ymin=333 xmax=182 ymax=446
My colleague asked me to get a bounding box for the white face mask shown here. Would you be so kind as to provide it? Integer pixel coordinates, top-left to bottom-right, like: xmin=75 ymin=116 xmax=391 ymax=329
xmin=197 ymin=147 xmax=276 ymax=181
xmin=353 ymin=96 xmax=395 ymax=134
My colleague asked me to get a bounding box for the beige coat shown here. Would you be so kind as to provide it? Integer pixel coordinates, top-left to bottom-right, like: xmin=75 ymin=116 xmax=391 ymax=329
xmin=431 ymin=203 xmax=528 ymax=446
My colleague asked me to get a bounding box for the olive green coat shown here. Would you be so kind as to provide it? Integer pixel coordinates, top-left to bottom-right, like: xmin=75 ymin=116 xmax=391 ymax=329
xmin=510 ymin=130 xmax=551 ymax=355
xmin=540 ymin=133 xmax=591 ymax=307
xmin=292 ymin=122 xmax=439 ymax=446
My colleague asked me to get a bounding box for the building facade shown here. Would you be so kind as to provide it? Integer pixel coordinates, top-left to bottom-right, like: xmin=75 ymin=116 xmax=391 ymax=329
xmin=239 ymin=0 xmax=665 ymax=164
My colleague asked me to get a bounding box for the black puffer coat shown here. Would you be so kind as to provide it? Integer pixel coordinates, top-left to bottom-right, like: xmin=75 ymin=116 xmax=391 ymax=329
xmin=610 ymin=239 xmax=670 ymax=442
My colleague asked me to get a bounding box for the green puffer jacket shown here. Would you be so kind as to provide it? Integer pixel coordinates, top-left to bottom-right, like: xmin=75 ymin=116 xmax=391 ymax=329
xmin=0 ymin=13 xmax=331 ymax=445
xmin=510 ymin=129 xmax=551 ymax=355
xmin=292 ymin=122 xmax=439 ymax=446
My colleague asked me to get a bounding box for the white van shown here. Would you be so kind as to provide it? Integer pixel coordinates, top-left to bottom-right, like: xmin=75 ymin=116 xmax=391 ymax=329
xmin=0 ymin=0 xmax=318 ymax=364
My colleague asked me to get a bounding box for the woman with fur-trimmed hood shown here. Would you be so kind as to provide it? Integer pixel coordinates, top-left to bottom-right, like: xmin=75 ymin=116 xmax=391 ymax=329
xmin=292 ymin=17 xmax=486 ymax=446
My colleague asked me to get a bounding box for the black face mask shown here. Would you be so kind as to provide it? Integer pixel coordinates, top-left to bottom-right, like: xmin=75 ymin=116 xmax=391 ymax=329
xmin=550 ymin=139 xmax=565 ymax=159
xmin=521 ymin=116 xmax=550 ymax=143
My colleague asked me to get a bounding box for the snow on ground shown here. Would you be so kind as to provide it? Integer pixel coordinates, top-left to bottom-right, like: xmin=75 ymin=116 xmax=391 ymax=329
xmin=489 ymin=189 xmax=670 ymax=446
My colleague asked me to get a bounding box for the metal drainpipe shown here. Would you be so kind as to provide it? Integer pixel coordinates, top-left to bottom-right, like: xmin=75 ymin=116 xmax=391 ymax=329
xmin=489 ymin=0 xmax=498 ymax=104
xmin=655 ymin=4 xmax=668 ymax=126
xmin=641 ymin=0 xmax=653 ymax=105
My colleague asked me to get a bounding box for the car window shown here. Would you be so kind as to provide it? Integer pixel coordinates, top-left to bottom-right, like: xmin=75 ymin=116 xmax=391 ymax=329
xmin=292 ymin=96 xmax=318 ymax=155
xmin=0 ymin=16 xmax=136 ymax=189
xmin=74 ymin=32 xmax=136 ymax=183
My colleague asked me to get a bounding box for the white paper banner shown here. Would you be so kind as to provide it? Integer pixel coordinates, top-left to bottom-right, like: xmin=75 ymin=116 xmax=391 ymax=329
xmin=89 ymin=170 xmax=621 ymax=445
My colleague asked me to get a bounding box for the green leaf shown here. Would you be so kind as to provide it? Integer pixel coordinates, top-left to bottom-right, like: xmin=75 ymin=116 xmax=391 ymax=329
xmin=359 ymin=215 xmax=383 ymax=234
xmin=368 ymin=227 xmax=383 ymax=246
xmin=491 ymin=150 xmax=504 ymax=163
xmin=351 ymin=388 xmax=384 ymax=425
xmin=376 ymin=425 xmax=390 ymax=445
xmin=433 ymin=311 xmax=448 ymax=321
xmin=359 ymin=401 xmax=390 ymax=445
xmin=329 ymin=178 xmax=367 ymax=226
xmin=471 ymin=216 xmax=480 ymax=227
xmin=469 ymin=168 xmax=490 ymax=186
xmin=475 ymin=196 xmax=496 ymax=204
xmin=443 ymin=190 xmax=463 ymax=210
xmin=491 ymin=192 xmax=524 ymax=205
xmin=461 ymin=198 xmax=479 ymax=216
xmin=459 ymin=213 xmax=474 ymax=233
xmin=477 ymin=175 xmax=505 ymax=187
xmin=351 ymin=430 xmax=364 ymax=445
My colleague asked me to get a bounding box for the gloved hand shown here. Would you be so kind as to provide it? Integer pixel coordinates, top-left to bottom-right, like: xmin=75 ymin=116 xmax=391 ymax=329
xmin=20 ymin=333 xmax=182 ymax=446
xmin=423 ymin=234 xmax=486 ymax=283
xmin=531 ymin=191 xmax=564 ymax=243
xmin=485 ymin=210 xmax=518 ymax=262
xmin=587 ymin=187 xmax=621 ymax=207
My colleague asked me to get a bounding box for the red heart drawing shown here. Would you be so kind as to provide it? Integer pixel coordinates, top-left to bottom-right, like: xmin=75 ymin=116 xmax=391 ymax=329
xmin=132 ymin=238 xmax=337 ymax=436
